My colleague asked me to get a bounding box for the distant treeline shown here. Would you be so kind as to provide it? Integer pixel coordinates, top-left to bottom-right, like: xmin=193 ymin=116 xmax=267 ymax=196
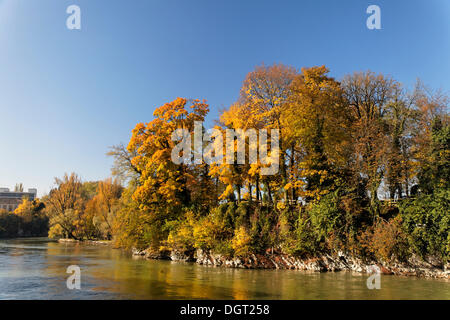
xmin=0 ymin=200 xmax=48 ymax=238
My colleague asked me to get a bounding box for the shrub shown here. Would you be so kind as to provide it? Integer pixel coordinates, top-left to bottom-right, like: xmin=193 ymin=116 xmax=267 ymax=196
xmin=48 ymin=224 xmax=64 ymax=239
xmin=371 ymin=216 xmax=409 ymax=262
xmin=400 ymin=188 xmax=450 ymax=262
xmin=249 ymin=206 xmax=275 ymax=252
xmin=235 ymin=202 xmax=250 ymax=228
xmin=308 ymin=191 xmax=342 ymax=245
xmin=192 ymin=207 xmax=233 ymax=251
xmin=283 ymin=211 xmax=319 ymax=256
xmin=231 ymin=226 xmax=252 ymax=256
xmin=166 ymin=211 xmax=196 ymax=251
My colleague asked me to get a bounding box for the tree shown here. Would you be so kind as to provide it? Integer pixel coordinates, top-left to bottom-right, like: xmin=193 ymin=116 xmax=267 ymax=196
xmin=384 ymin=85 xmax=418 ymax=199
xmin=128 ymin=97 xmax=209 ymax=209
xmin=107 ymin=143 xmax=142 ymax=184
xmin=220 ymin=63 xmax=297 ymax=203
xmin=412 ymin=84 xmax=449 ymax=194
xmin=286 ymin=66 xmax=351 ymax=202
xmin=91 ymin=178 xmax=123 ymax=239
xmin=125 ymin=98 xmax=209 ymax=248
xmin=14 ymin=198 xmax=48 ymax=237
xmin=342 ymin=71 xmax=399 ymax=210
xmin=417 ymin=117 xmax=450 ymax=193
xmin=44 ymin=173 xmax=84 ymax=240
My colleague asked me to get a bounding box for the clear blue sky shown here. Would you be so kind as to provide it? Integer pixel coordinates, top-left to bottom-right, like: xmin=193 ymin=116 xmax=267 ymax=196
xmin=0 ymin=0 xmax=449 ymax=196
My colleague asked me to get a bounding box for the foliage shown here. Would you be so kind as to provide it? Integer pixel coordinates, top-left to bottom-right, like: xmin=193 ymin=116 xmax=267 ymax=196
xmin=400 ymin=189 xmax=450 ymax=262
xmin=28 ymin=63 xmax=449 ymax=267
xmin=0 ymin=210 xmax=21 ymax=238
xmin=231 ymin=226 xmax=252 ymax=257
xmin=14 ymin=198 xmax=48 ymax=237
xmin=0 ymin=199 xmax=48 ymax=238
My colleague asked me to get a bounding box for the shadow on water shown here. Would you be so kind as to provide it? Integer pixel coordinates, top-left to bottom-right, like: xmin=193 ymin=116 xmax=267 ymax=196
xmin=0 ymin=238 xmax=448 ymax=300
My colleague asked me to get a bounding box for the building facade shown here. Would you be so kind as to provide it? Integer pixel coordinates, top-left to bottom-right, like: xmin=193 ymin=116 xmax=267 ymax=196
xmin=0 ymin=188 xmax=37 ymax=212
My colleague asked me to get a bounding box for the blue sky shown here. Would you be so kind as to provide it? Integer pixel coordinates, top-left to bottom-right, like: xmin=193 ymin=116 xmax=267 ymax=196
xmin=0 ymin=0 xmax=449 ymax=196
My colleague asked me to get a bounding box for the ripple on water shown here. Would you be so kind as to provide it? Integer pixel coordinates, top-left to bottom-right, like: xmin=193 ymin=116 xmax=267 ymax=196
xmin=0 ymin=238 xmax=449 ymax=300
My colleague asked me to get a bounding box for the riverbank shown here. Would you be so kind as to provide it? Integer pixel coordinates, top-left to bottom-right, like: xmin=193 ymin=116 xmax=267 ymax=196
xmin=132 ymin=248 xmax=450 ymax=279
xmin=58 ymin=238 xmax=112 ymax=245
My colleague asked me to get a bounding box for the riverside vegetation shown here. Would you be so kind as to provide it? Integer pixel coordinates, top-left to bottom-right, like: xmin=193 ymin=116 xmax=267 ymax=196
xmin=2 ymin=64 xmax=449 ymax=277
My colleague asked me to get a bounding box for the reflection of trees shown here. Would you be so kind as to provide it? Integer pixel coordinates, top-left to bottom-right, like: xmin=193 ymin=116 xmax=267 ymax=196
xmin=6 ymin=240 xmax=444 ymax=299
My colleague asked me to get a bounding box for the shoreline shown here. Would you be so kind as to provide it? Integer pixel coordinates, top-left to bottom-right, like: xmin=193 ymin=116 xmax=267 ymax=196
xmin=57 ymin=238 xmax=112 ymax=245
xmin=132 ymin=248 xmax=450 ymax=279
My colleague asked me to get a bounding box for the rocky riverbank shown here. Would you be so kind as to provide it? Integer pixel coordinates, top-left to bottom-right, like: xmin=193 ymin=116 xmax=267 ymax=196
xmin=132 ymin=248 xmax=450 ymax=279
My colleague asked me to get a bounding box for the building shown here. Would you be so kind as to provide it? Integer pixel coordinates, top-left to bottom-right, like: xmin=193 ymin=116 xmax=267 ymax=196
xmin=0 ymin=188 xmax=37 ymax=212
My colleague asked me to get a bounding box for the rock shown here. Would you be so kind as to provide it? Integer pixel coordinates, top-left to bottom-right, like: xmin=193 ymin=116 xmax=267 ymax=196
xmin=132 ymin=247 xmax=171 ymax=260
xmin=379 ymin=265 xmax=393 ymax=275
xmin=132 ymin=247 xmax=145 ymax=256
xmin=170 ymin=249 xmax=195 ymax=262
xmin=58 ymin=238 xmax=80 ymax=243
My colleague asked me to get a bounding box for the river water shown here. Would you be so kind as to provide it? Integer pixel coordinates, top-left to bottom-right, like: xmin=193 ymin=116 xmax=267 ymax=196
xmin=0 ymin=238 xmax=448 ymax=300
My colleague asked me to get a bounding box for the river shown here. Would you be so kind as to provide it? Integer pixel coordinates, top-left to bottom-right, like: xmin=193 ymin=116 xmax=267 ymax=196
xmin=0 ymin=238 xmax=448 ymax=300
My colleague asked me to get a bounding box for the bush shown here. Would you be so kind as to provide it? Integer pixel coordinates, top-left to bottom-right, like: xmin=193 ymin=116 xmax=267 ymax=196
xmin=48 ymin=224 xmax=64 ymax=239
xmin=249 ymin=206 xmax=275 ymax=252
xmin=192 ymin=207 xmax=234 ymax=252
xmin=235 ymin=202 xmax=250 ymax=228
xmin=364 ymin=216 xmax=409 ymax=262
xmin=308 ymin=191 xmax=342 ymax=245
xmin=282 ymin=210 xmax=319 ymax=256
xmin=400 ymin=188 xmax=450 ymax=262
xmin=166 ymin=211 xmax=196 ymax=251
xmin=231 ymin=226 xmax=252 ymax=256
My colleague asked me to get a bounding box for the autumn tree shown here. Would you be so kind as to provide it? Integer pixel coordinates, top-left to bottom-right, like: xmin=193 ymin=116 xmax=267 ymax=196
xmin=342 ymin=71 xmax=399 ymax=210
xmin=112 ymin=184 xmax=152 ymax=249
xmin=88 ymin=178 xmax=123 ymax=239
xmin=220 ymin=63 xmax=297 ymax=203
xmin=44 ymin=173 xmax=84 ymax=240
xmin=125 ymin=98 xmax=209 ymax=248
xmin=14 ymin=198 xmax=48 ymax=237
xmin=383 ymin=85 xmax=419 ymax=199
xmin=128 ymin=97 xmax=209 ymax=209
xmin=412 ymin=84 xmax=449 ymax=194
xmin=286 ymin=66 xmax=352 ymax=202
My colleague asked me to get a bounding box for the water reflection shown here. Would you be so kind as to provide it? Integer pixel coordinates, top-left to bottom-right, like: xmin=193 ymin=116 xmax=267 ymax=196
xmin=0 ymin=238 xmax=448 ymax=300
